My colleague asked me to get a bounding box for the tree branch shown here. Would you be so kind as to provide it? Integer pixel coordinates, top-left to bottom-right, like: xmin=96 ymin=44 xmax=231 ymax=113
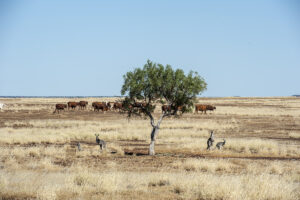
xmin=145 ymin=111 xmax=155 ymax=127
xmin=157 ymin=113 xmax=165 ymax=127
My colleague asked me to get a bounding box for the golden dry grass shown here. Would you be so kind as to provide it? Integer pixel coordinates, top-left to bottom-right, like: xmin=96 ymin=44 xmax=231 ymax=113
xmin=0 ymin=97 xmax=300 ymax=200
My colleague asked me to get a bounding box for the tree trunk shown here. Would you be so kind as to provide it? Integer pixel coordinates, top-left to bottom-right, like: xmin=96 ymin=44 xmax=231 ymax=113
xmin=149 ymin=126 xmax=159 ymax=155
xmin=148 ymin=113 xmax=165 ymax=156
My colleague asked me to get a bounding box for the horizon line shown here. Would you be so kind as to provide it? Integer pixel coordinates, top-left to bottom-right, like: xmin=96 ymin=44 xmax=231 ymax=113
xmin=0 ymin=95 xmax=299 ymax=98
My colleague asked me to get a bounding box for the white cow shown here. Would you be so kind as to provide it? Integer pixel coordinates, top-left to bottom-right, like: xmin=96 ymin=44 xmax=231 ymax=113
xmin=0 ymin=102 xmax=4 ymax=110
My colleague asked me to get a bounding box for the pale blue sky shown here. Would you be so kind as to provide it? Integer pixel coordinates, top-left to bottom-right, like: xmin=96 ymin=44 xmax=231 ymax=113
xmin=0 ymin=0 xmax=299 ymax=96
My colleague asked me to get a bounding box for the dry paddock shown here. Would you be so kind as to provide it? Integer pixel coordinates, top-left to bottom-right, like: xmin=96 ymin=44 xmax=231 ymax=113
xmin=0 ymin=97 xmax=300 ymax=200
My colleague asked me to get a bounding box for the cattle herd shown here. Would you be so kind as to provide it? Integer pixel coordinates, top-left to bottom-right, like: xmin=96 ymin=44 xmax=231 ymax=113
xmin=53 ymin=101 xmax=124 ymax=113
xmin=53 ymin=101 xmax=216 ymax=114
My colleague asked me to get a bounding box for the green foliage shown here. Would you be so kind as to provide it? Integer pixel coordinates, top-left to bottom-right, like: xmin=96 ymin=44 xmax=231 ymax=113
xmin=121 ymin=60 xmax=207 ymax=115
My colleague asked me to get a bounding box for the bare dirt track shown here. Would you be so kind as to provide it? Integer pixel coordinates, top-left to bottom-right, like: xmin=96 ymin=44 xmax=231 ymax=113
xmin=0 ymin=97 xmax=300 ymax=200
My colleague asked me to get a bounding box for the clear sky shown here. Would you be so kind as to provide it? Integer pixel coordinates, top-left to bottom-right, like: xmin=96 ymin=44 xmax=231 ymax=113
xmin=0 ymin=0 xmax=299 ymax=97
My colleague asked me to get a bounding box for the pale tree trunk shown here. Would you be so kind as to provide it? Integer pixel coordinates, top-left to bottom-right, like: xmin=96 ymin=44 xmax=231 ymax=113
xmin=149 ymin=126 xmax=159 ymax=155
xmin=148 ymin=114 xmax=164 ymax=155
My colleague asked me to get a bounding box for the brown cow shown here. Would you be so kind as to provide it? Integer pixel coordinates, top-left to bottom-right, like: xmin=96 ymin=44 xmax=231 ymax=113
xmin=92 ymin=102 xmax=108 ymax=112
xmin=78 ymin=101 xmax=88 ymax=109
xmin=107 ymin=102 xmax=114 ymax=110
xmin=92 ymin=102 xmax=100 ymax=109
xmin=92 ymin=102 xmax=99 ymax=111
xmin=92 ymin=102 xmax=99 ymax=107
xmin=67 ymin=101 xmax=79 ymax=110
xmin=113 ymin=102 xmax=123 ymax=111
xmin=133 ymin=102 xmax=145 ymax=109
xmin=162 ymin=105 xmax=182 ymax=113
xmin=53 ymin=104 xmax=67 ymax=113
xmin=161 ymin=105 xmax=171 ymax=113
xmin=131 ymin=102 xmax=149 ymax=113
xmin=195 ymin=104 xmax=216 ymax=114
xmin=176 ymin=105 xmax=185 ymax=114
xmin=206 ymin=105 xmax=216 ymax=112
xmin=195 ymin=104 xmax=207 ymax=114
xmin=133 ymin=102 xmax=147 ymax=108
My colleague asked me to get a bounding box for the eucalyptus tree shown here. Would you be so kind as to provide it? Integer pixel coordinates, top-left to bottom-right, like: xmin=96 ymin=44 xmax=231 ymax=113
xmin=121 ymin=60 xmax=207 ymax=155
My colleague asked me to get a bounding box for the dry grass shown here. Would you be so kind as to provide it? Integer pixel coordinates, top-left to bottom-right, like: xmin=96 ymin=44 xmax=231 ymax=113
xmin=1 ymin=166 xmax=299 ymax=200
xmin=0 ymin=97 xmax=300 ymax=199
xmin=1 ymin=118 xmax=298 ymax=157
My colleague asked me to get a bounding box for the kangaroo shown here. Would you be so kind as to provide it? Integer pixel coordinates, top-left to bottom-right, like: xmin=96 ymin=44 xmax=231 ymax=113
xmin=77 ymin=142 xmax=82 ymax=151
xmin=216 ymin=139 xmax=226 ymax=150
xmin=207 ymin=131 xmax=214 ymax=150
xmin=95 ymin=134 xmax=106 ymax=150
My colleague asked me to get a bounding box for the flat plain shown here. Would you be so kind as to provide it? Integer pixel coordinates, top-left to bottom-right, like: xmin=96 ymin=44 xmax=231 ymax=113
xmin=0 ymin=97 xmax=300 ymax=200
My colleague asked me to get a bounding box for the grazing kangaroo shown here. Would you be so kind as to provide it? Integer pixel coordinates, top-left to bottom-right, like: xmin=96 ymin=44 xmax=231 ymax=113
xmin=216 ymin=139 xmax=226 ymax=150
xmin=77 ymin=142 xmax=82 ymax=151
xmin=95 ymin=134 xmax=106 ymax=150
xmin=207 ymin=131 xmax=214 ymax=150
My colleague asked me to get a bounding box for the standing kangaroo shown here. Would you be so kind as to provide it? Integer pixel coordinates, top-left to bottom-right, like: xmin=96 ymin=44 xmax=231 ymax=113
xmin=216 ymin=139 xmax=226 ymax=150
xmin=95 ymin=134 xmax=106 ymax=150
xmin=207 ymin=131 xmax=214 ymax=150
xmin=77 ymin=142 xmax=82 ymax=151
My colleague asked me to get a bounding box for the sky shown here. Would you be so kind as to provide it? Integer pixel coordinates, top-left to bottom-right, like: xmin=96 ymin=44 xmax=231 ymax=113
xmin=0 ymin=0 xmax=299 ymax=97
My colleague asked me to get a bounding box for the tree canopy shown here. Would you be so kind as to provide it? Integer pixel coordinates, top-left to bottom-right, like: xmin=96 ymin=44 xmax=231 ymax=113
xmin=121 ymin=60 xmax=207 ymax=115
